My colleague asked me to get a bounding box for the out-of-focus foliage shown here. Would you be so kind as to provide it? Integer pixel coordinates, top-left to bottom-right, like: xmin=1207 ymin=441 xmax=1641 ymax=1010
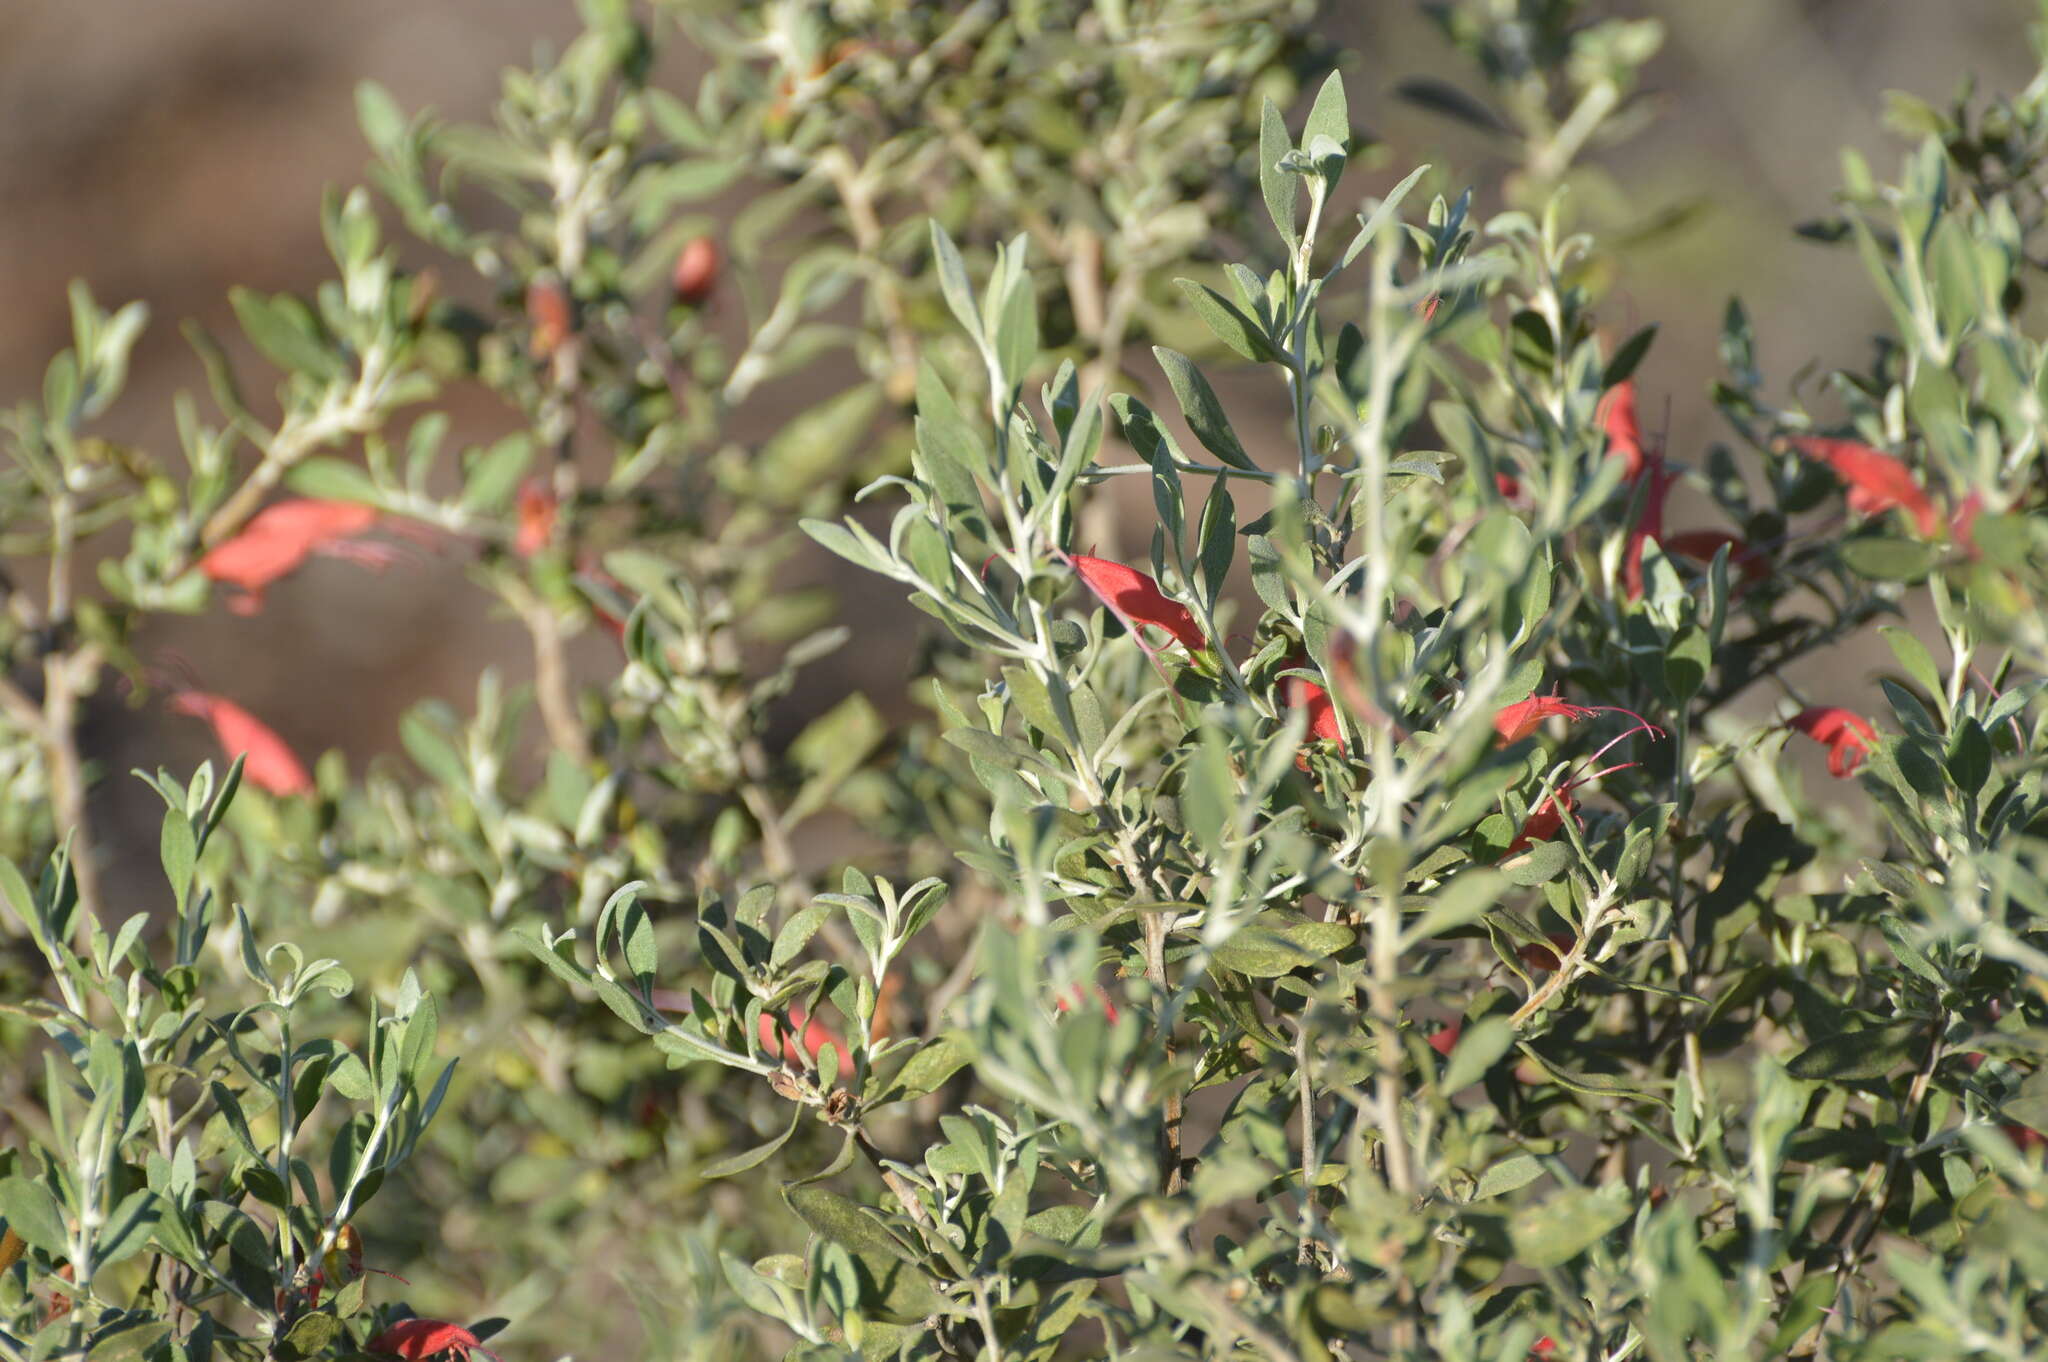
xmin=5 ymin=1 xmax=2048 ymax=1359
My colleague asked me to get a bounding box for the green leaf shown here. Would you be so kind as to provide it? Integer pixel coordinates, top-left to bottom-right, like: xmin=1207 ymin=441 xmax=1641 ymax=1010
xmin=286 ymin=458 xmax=382 ymax=504
xmin=230 ymin=287 xmax=343 ymax=380
xmin=1880 ymin=626 xmax=1943 ymax=700
xmin=1402 ymin=870 xmax=1504 ymax=945
xmin=355 ymin=81 xmax=408 ymax=154
xmin=161 ymin=809 xmax=197 ymax=913
xmin=878 ymin=1033 xmax=973 ymax=1105
xmin=1175 ymin=280 xmax=1280 ymax=363
xmin=0 ymin=1177 xmax=67 ymax=1256
xmin=1663 ymin=625 xmax=1710 ymax=703
xmin=459 ymin=434 xmax=534 ymax=513
xmin=1603 ymin=325 xmax=1659 ymax=387
xmin=1153 ymin=348 xmax=1256 ymax=471
xmin=1514 ymin=1044 xmax=1660 ymax=1104
xmin=1786 ymin=1021 xmax=1923 ymax=1081
xmin=994 ymin=263 xmax=1039 ymax=392
xmin=1500 ymin=840 xmax=1570 ymax=887
xmin=1442 ymin=1017 xmax=1515 ymax=1094
xmin=1258 ymin=98 xmax=1298 ymax=249
xmin=1841 ymin=537 xmax=1941 ymax=582
xmin=1946 ymin=717 xmax=1991 ymax=798
xmin=1212 ymin=912 xmax=1355 ymax=978
xmin=1509 ymin=1186 xmax=1632 ymax=1267
xmin=94 ymin=1189 xmax=160 ymax=1267
xmin=784 ymin=1184 xmax=947 ymax=1322
xmin=90 ymin=1322 xmax=174 ymax=1362
xmin=1472 ymin=1151 xmax=1545 ymax=1201
xmin=930 ymin=222 xmax=981 ymax=344
xmin=700 ymin=1109 xmax=801 ymax=1180
xmin=1302 ymin=72 xmax=1351 ymax=165
xmin=276 ymin=1311 xmax=341 ymax=1362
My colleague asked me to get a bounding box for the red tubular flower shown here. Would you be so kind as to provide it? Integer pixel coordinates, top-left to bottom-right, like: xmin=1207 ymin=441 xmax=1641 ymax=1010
xmin=1494 ymin=470 xmax=1524 ymax=501
xmin=366 ymin=1319 xmax=501 ymax=1362
xmin=1428 ymin=1024 xmax=1462 ymax=1057
xmin=1623 ymin=456 xmax=1677 ymax=602
xmin=166 ymin=692 xmax=313 ymax=796
xmin=200 ymin=498 xmax=389 ymax=614
xmin=1506 ymin=790 xmax=1575 ymax=857
xmin=1788 ymin=436 xmax=1941 ymax=538
xmin=1494 ymin=695 xmax=1601 ymax=745
xmin=672 ymin=235 xmax=721 ymax=305
xmin=1598 ymin=379 xmax=1648 ymax=481
xmin=1789 ymin=706 xmax=1877 ymax=778
xmin=1530 ymin=1338 xmax=1558 ymax=1360
xmin=1070 ymin=554 xmax=1207 ymax=653
xmin=1053 ymin=983 xmax=1122 ymax=1025
xmin=514 ymin=479 xmax=556 ymax=557
xmin=1662 ymin=529 xmax=1768 ymax=583
xmin=1949 ymin=492 xmax=1984 ymax=558
xmin=758 ymin=1008 xmax=851 ymax=1071
xmin=1285 ymin=660 xmax=1346 ymax=752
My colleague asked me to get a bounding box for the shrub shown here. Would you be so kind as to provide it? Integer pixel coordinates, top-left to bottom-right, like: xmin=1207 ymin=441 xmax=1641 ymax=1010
xmin=4 ymin=2 xmax=2047 ymax=1360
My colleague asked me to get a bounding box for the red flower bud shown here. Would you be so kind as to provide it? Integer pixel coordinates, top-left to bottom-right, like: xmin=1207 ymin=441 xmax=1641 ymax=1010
xmin=514 ymin=479 xmax=556 ymax=558
xmin=527 ymin=277 xmax=573 ymax=359
xmin=672 ymin=235 xmax=721 ymax=305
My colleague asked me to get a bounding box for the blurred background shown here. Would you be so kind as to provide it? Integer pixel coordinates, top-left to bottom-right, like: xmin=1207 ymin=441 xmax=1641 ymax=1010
xmin=0 ymin=0 xmax=2035 ymax=893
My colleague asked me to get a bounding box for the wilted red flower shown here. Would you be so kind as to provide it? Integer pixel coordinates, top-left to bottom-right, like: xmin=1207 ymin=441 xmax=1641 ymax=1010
xmin=526 ymin=277 xmax=573 ymax=359
xmin=672 ymin=235 xmax=721 ymax=305
xmin=1788 ymin=436 xmax=1941 ymax=539
xmin=366 ymin=1318 xmax=501 ymax=1362
xmin=1070 ymin=554 xmax=1207 ymax=653
xmin=1516 ymin=933 xmax=1576 ymax=972
xmin=166 ymin=691 xmax=314 ymax=796
xmin=514 ymin=479 xmax=556 ymax=557
xmin=1662 ymin=528 xmax=1768 ymax=584
xmin=759 ymin=1008 xmax=851 ymax=1071
xmin=2005 ymin=1123 xmax=2047 ymax=1154
xmin=1599 ymin=379 xmax=1648 ymax=481
xmin=200 ymin=498 xmax=388 ymax=614
xmin=1789 ymin=706 xmax=1876 ymax=778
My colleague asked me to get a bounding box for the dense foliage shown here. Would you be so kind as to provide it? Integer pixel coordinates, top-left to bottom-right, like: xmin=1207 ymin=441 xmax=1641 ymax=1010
xmin=3 ymin=2 xmax=2047 ymax=1359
